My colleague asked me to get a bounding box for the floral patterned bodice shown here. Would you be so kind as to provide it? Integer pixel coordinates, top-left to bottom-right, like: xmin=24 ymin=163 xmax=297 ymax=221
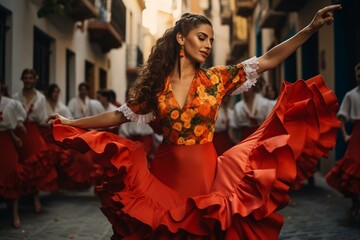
xmin=118 ymin=57 xmax=259 ymax=145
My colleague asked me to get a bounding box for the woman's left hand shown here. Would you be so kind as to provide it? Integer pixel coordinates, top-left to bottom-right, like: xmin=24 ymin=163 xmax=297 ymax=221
xmin=308 ymin=4 xmax=342 ymax=32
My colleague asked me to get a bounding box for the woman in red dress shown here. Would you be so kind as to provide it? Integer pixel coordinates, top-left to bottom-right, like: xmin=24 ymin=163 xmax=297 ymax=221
xmin=0 ymin=83 xmax=27 ymax=228
xmin=326 ymin=62 xmax=360 ymax=224
xmin=13 ymin=69 xmax=58 ymax=213
xmin=44 ymin=84 xmax=96 ymax=190
xmin=48 ymin=5 xmax=341 ymax=239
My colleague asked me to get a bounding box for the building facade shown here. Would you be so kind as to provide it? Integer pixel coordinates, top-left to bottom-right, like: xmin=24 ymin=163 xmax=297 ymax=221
xmin=0 ymin=0 xmax=145 ymax=104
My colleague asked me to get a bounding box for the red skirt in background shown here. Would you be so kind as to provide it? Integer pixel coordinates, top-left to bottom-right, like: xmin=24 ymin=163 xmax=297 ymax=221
xmin=41 ymin=125 xmax=101 ymax=190
xmin=15 ymin=122 xmax=58 ymax=194
xmin=127 ymin=134 xmax=155 ymax=159
xmin=0 ymin=131 xmax=22 ymax=199
xmin=326 ymin=121 xmax=360 ymax=197
xmin=51 ymin=75 xmax=340 ymax=239
xmin=239 ymin=126 xmax=259 ymax=141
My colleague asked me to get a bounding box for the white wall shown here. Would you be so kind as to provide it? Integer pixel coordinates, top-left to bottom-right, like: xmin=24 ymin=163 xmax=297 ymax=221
xmin=0 ymin=0 xmax=144 ymax=104
xmin=211 ymin=0 xmax=230 ymax=66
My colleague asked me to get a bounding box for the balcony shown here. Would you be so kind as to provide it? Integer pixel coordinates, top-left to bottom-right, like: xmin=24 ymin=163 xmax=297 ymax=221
xmin=87 ymin=21 xmax=123 ymax=53
xmin=235 ymin=0 xmax=257 ymax=17
xmin=228 ymin=15 xmax=248 ymax=59
xmin=69 ymin=0 xmax=98 ymax=22
xmin=272 ymin=0 xmax=309 ymax=12
xmin=259 ymin=8 xmax=287 ymax=28
xmin=220 ymin=8 xmax=232 ymax=25
xmin=36 ymin=0 xmax=98 ymax=22
xmin=87 ymin=0 xmax=126 ymax=52
xmin=219 ymin=0 xmax=232 ymax=25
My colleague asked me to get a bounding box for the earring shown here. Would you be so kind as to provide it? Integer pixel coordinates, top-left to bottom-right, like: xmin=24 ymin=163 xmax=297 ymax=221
xmin=179 ymin=45 xmax=185 ymax=57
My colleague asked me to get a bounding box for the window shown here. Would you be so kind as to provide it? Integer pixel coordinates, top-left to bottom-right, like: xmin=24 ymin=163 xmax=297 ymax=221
xmin=0 ymin=5 xmax=10 ymax=84
xmin=99 ymin=68 xmax=107 ymax=89
xmin=85 ymin=60 xmax=95 ymax=98
xmin=33 ymin=27 xmax=54 ymax=92
xmin=66 ymin=49 xmax=75 ymax=104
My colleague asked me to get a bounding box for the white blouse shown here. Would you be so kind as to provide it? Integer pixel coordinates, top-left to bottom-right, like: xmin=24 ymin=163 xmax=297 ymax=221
xmin=231 ymin=93 xmax=271 ymax=128
xmin=0 ymin=96 xmax=27 ymax=131
xmin=13 ymin=90 xmax=48 ymax=124
xmin=46 ymin=100 xmax=73 ymax=119
xmin=338 ymin=86 xmax=360 ymax=122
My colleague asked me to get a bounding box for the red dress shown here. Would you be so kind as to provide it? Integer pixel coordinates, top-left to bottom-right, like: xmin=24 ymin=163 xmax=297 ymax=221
xmin=213 ymin=106 xmax=234 ymax=155
xmin=0 ymin=97 xmax=26 ymax=199
xmin=0 ymin=131 xmax=23 ymax=199
xmin=326 ymin=121 xmax=360 ymax=196
xmin=51 ymin=59 xmax=339 ymax=239
xmin=41 ymin=125 xmax=96 ymax=190
xmin=13 ymin=91 xmax=58 ymax=194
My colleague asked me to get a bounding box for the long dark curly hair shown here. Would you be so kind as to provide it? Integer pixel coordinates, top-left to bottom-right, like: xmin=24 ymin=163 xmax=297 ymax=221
xmin=128 ymin=13 xmax=212 ymax=113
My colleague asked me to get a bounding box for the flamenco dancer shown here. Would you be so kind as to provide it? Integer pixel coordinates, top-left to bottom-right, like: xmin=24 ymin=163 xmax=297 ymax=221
xmin=48 ymin=5 xmax=341 ymax=239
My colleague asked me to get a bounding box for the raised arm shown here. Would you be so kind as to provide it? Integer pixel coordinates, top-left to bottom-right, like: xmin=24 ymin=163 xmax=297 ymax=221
xmin=47 ymin=110 xmax=128 ymax=129
xmin=257 ymin=4 xmax=341 ymax=74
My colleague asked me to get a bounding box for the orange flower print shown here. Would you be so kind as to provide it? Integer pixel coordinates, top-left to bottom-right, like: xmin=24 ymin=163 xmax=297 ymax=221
xmin=158 ymin=95 xmax=165 ymax=102
xmin=170 ymin=110 xmax=179 ymax=120
xmin=156 ymin=67 xmax=248 ymax=145
xmin=202 ymin=79 xmax=213 ymax=88
xmin=173 ymin=122 xmax=182 ymax=132
xmin=192 ymin=97 xmax=201 ymax=107
xmin=159 ymin=102 xmax=167 ymax=111
xmin=185 ymin=139 xmax=196 ymax=145
xmin=183 ymin=121 xmax=191 ymax=129
xmin=208 ymin=96 xmax=217 ymax=105
xmin=197 ymin=85 xmax=206 ymax=98
xmin=198 ymin=102 xmax=211 ymax=116
xmin=181 ymin=111 xmax=192 ymax=123
xmin=194 ymin=125 xmax=205 ymax=136
xmin=207 ymin=132 xmax=213 ymax=141
xmin=217 ymin=83 xmax=224 ymax=93
xmin=211 ymin=75 xmax=220 ymax=84
xmin=177 ymin=137 xmax=185 ymax=145
xmin=232 ymin=75 xmax=240 ymax=84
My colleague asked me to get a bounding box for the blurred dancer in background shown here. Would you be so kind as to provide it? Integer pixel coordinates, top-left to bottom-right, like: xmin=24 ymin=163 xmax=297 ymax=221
xmin=0 ymin=82 xmax=26 ymax=228
xmin=326 ymin=62 xmax=360 ymax=224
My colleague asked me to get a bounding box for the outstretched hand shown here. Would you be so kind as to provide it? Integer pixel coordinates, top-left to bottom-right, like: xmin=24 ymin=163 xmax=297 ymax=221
xmin=308 ymin=4 xmax=342 ymax=32
xmin=47 ymin=113 xmax=71 ymax=125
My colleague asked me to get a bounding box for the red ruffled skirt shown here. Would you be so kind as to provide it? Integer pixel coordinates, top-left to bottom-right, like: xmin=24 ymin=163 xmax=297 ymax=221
xmin=0 ymin=131 xmax=22 ymax=199
xmin=51 ymin=75 xmax=340 ymax=239
xmin=15 ymin=122 xmax=58 ymax=194
xmin=326 ymin=121 xmax=360 ymax=197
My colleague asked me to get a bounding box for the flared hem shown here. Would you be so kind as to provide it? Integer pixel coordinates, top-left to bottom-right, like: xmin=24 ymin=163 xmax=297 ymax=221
xmin=51 ymin=75 xmax=339 ymax=239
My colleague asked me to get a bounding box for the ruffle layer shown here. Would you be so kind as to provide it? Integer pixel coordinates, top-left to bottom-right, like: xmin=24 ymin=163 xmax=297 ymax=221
xmin=52 ymin=75 xmax=339 ymax=239
xmin=19 ymin=144 xmax=58 ymax=194
xmin=326 ymin=156 xmax=360 ymax=196
xmin=326 ymin=121 xmax=360 ymax=197
xmin=292 ymin=77 xmax=340 ymax=189
xmin=16 ymin=122 xmax=58 ymax=195
xmin=41 ymin=126 xmax=98 ymax=190
xmin=0 ymin=131 xmax=23 ymax=199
